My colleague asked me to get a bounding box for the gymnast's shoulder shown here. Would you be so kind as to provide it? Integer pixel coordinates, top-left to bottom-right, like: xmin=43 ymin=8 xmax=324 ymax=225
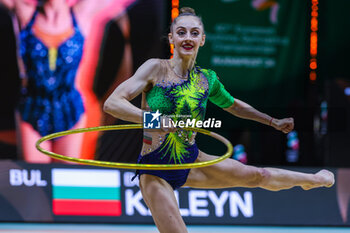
xmin=133 ymin=58 xmax=164 ymax=81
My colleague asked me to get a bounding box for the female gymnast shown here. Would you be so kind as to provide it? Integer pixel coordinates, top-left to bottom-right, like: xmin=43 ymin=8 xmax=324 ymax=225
xmin=104 ymin=7 xmax=335 ymax=233
xmin=0 ymin=0 xmax=123 ymax=162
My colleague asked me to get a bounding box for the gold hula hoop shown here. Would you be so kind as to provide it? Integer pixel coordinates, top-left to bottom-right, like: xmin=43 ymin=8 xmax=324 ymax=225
xmin=35 ymin=124 xmax=233 ymax=170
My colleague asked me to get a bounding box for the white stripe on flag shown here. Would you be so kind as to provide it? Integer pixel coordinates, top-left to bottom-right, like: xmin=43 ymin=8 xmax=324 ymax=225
xmin=52 ymin=168 xmax=120 ymax=187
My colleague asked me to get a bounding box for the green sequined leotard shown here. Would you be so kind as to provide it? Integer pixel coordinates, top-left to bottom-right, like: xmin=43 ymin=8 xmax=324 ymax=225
xmin=144 ymin=61 xmax=234 ymax=164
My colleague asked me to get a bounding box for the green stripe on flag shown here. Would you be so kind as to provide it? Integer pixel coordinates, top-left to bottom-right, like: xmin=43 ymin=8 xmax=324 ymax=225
xmin=53 ymin=186 xmax=120 ymax=200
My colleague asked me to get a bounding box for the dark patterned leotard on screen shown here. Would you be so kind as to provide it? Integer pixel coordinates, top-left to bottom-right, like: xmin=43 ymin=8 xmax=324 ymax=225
xmin=19 ymin=9 xmax=84 ymax=136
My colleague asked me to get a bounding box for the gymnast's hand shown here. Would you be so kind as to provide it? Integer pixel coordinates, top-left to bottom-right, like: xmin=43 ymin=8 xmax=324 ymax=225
xmin=271 ymin=117 xmax=294 ymax=134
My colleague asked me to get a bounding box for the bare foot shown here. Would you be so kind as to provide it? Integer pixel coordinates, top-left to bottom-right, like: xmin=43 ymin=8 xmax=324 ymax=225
xmin=301 ymin=169 xmax=335 ymax=190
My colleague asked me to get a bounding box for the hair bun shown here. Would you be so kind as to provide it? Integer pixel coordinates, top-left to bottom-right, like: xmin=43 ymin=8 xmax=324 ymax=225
xmin=179 ymin=7 xmax=196 ymax=15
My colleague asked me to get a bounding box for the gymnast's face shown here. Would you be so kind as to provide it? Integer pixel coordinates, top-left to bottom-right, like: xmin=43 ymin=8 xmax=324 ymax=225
xmin=169 ymin=16 xmax=206 ymax=57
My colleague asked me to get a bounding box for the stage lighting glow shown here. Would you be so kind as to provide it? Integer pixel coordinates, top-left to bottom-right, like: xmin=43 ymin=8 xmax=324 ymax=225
xmin=344 ymin=87 xmax=350 ymax=96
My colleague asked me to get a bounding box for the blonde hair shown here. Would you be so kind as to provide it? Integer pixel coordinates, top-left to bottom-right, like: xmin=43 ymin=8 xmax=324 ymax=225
xmin=170 ymin=7 xmax=204 ymax=33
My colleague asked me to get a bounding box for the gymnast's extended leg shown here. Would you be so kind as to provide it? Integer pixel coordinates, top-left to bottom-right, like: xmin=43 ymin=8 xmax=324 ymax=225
xmin=139 ymin=174 xmax=187 ymax=233
xmin=185 ymin=150 xmax=334 ymax=191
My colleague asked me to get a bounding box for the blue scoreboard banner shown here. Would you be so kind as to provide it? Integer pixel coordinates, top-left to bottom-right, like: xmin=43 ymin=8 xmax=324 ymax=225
xmin=0 ymin=160 xmax=349 ymax=226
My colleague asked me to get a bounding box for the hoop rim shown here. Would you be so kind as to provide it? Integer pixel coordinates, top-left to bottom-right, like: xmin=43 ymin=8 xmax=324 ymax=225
xmin=35 ymin=124 xmax=233 ymax=170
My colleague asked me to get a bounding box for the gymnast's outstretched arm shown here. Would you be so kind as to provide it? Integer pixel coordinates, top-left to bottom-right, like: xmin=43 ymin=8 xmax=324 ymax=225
xmin=103 ymin=58 xmax=160 ymax=123
xmin=224 ymin=98 xmax=294 ymax=134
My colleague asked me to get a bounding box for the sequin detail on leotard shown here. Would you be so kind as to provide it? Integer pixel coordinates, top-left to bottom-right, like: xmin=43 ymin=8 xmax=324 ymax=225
xmin=135 ymin=62 xmax=235 ymax=189
xmin=19 ymin=9 xmax=84 ymax=136
xmin=145 ymin=64 xmax=220 ymax=164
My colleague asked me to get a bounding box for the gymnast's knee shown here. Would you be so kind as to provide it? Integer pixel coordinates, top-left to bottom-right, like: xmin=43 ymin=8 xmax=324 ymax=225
xmin=247 ymin=168 xmax=271 ymax=187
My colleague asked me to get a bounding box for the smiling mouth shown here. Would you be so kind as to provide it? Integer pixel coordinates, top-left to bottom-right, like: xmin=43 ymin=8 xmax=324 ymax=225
xmin=182 ymin=44 xmax=194 ymax=50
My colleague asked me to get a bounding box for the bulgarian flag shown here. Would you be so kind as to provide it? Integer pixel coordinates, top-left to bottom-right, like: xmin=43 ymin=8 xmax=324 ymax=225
xmin=52 ymin=168 xmax=121 ymax=216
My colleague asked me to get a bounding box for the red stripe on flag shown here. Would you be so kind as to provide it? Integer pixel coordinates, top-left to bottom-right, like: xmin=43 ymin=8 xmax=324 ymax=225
xmin=53 ymin=199 xmax=121 ymax=216
xmin=143 ymin=138 xmax=152 ymax=145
